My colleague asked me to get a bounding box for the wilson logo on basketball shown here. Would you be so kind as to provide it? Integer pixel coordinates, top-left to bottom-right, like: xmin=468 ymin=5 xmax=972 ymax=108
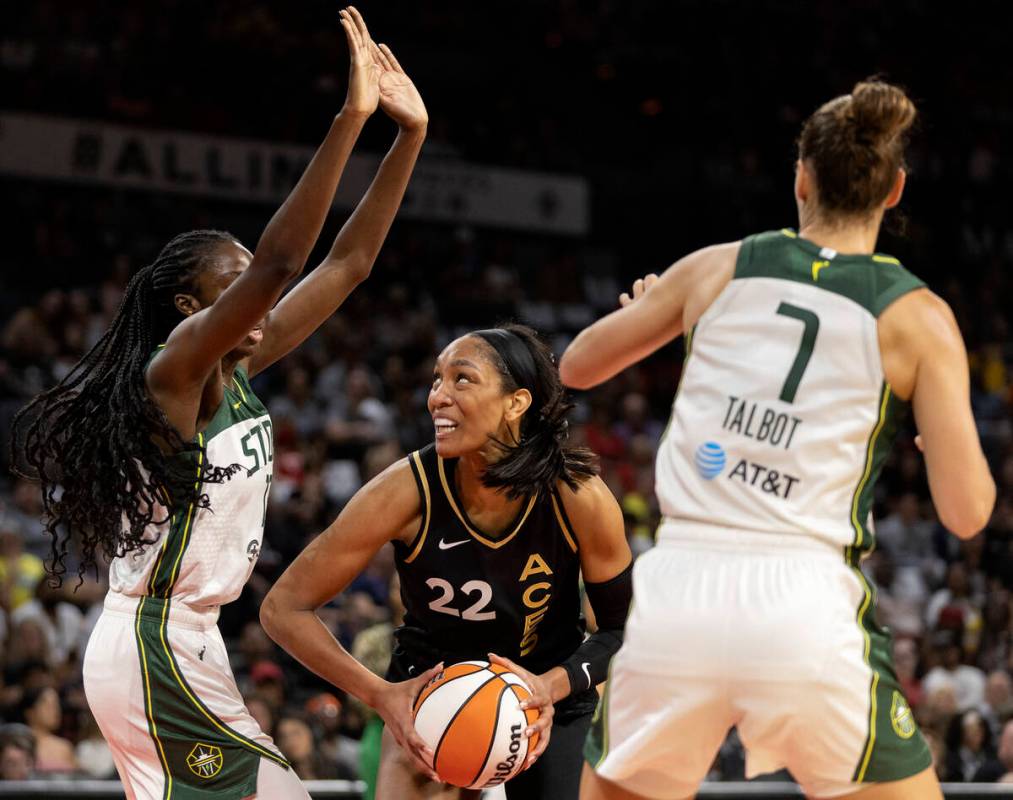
xmin=412 ymin=660 xmax=538 ymax=789
xmin=487 ymin=724 xmax=523 ymax=786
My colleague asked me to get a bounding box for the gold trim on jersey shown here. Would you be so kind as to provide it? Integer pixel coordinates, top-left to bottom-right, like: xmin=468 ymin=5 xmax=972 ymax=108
xmin=780 ymin=228 xmax=798 ymax=238
xmin=871 ymin=255 xmax=901 ymax=265
xmin=437 ymin=456 xmax=537 ymax=549
xmin=404 ymin=451 xmax=432 ymax=564
xmin=850 ymin=385 xmax=891 ymax=549
xmin=147 ymin=433 xmax=205 ymax=598
xmin=550 ymin=493 xmax=578 ymax=554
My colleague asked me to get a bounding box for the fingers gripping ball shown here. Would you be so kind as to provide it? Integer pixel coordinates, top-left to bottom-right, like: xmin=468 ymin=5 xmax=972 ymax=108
xmin=412 ymin=660 xmax=539 ymax=789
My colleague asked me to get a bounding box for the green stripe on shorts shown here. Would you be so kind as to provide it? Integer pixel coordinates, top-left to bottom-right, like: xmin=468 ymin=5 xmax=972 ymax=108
xmin=850 ymin=568 xmax=932 ymax=783
xmin=134 ymin=596 xmax=288 ymax=799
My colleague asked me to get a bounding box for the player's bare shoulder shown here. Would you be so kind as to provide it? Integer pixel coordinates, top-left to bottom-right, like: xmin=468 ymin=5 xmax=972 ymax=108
xmin=878 ymin=287 xmax=961 ymax=400
xmin=680 ymin=241 xmax=741 ymax=327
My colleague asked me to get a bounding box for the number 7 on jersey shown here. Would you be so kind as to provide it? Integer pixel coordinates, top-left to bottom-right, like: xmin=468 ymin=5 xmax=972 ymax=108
xmin=775 ymin=302 xmax=820 ymax=403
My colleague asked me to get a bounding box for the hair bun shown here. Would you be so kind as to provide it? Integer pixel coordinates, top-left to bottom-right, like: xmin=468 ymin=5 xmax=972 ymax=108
xmin=849 ymin=79 xmax=917 ymax=146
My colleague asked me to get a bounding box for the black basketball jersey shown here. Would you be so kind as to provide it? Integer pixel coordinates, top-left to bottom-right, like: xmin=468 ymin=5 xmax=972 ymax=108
xmin=391 ymin=444 xmax=586 ymax=679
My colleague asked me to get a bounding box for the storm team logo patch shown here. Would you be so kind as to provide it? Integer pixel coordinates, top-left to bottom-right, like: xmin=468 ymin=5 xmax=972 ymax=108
xmin=890 ymin=691 xmax=916 ymax=739
xmin=187 ymin=742 xmax=223 ymax=778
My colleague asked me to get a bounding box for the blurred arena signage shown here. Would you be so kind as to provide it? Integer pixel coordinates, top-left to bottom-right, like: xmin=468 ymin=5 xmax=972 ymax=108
xmin=0 ymin=112 xmax=589 ymax=235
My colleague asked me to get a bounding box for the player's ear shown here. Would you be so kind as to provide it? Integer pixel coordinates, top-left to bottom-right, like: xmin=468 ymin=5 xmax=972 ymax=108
xmin=884 ymin=168 xmax=906 ymax=209
xmin=174 ymin=293 xmax=202 ymax=317
xmin=794 ymin=159 xmax=811 ymax=203
xmin=504 ymin=388 xmax=532 ymax=423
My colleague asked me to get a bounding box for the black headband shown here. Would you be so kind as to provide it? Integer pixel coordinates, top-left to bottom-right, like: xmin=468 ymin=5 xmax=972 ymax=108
xmin=472 ymin=329 xmax=540 ymax=410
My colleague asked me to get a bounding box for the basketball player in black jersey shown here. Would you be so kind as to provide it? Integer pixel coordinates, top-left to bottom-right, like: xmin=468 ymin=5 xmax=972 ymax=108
xmin=262 ymin=324 xmax=633 ymax=799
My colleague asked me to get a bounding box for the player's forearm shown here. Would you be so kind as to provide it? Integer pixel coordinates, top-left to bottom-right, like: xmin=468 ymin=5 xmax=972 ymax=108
xmin=259 ymin=602 xmax=386 ymax=708
xmin=320 ymin=126 xmax=426 ymax=281
xmin=252 ymin=110 xmax=369 ymax=275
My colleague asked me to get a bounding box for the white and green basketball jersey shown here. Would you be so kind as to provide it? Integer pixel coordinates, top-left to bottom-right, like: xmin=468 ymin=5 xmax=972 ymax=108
xmin=657 ymin=229 xmax=925 ymax=556
xmin=109 ymin=364 xmax=273 ymax=606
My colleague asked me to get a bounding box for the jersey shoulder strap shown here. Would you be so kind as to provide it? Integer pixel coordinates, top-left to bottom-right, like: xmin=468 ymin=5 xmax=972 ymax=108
xmin=735 ymin=229 xmax=925 ymax=317
xmin=399 ymin=444 xmax=437 ymax=563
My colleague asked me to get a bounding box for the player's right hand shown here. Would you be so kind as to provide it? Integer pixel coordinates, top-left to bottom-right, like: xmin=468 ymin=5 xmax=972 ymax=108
xmin=339 ymin=6 xmax=381 ymax=118
xmin=373 ymin=663 xmax=444 ymax=782
xmin=619 ymin=273 xmax=659 ymax=307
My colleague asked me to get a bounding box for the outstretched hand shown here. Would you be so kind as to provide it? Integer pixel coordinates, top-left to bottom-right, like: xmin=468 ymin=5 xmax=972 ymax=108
xmin=339 ymin=6 xmax=381 ymax=118
xmin=371 ymin=41 xmax=429 ymax=132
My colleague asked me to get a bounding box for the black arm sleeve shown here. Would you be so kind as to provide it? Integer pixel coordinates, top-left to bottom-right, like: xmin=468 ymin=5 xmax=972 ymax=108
xmin=560 ymin=561 xmax=633 ymax=694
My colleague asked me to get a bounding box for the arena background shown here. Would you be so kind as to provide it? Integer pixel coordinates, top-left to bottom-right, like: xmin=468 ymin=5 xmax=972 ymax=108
xmin=1 ymin=1 xmax=1011 ymax=796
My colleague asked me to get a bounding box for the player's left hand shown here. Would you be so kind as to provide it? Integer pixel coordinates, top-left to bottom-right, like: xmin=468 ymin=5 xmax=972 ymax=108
xmin=339 ymin=7 xmax=381 ymax=118
xmin=619 ymin=273 xmax=659 ymax=307
xmin=371 ymin=41 xmax=428 ymax=132
xmin=488 ymin=653 xmax=555 ymax=770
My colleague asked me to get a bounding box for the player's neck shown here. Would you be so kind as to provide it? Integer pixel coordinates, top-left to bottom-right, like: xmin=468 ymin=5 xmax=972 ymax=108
xmin=798 ymin=210 xmax=883 ymax=255
xmin=220 ymin=355 xmax=240 ymax=388
xmin=456 ymin=452 xmax=523 ymax=515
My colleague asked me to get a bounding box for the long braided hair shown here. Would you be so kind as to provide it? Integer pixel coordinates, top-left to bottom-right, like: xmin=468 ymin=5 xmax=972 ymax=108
xmin=11 ymin=230 xmax=243 ymax=584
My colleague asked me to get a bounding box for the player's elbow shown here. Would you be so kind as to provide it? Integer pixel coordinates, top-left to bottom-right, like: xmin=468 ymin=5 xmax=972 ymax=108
xmin=258 ymin=590 xmax=285 ymax=643
xmin=939 ymin=482 xmax=996 ymax=540
xmin=559 ymin=352 xmax=593 ymax=390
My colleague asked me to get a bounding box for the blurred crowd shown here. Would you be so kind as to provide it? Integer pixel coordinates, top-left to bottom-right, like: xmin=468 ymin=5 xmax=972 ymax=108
xmin=2 ymin=0 xmax=1013 ymax=791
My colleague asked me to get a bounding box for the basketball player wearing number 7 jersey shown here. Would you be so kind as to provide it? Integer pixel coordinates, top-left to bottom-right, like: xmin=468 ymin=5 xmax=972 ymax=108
xmin=562 ymin=80 xmax=995 ymax=800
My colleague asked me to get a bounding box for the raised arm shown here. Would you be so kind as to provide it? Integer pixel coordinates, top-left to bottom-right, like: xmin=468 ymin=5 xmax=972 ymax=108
xmin=259 ymin=458 xmax=440 ymax=780
xmin=247 ymin=31 xmax=429 ymax=376
xmin=559 ymin=242 xmax=738 ymax=389
xmin=149 ymin=7 xmax=378 ymax=391
xmin=881 ymin=290 xmax=996 ymax=538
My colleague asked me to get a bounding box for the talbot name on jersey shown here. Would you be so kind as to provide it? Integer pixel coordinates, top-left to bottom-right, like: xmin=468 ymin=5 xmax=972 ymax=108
xmin=728 ymin=459 xmax=800 ymax=500
xmin=722 ymin=396 xmax=802 ymax=450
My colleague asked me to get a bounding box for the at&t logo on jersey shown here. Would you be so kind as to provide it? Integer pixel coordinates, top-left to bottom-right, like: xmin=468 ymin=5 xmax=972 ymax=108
xmin=694 ymin=442 xmax=726 ymax=480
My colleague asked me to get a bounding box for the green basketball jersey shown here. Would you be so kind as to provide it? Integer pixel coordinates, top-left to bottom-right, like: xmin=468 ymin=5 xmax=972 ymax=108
xmin=656 ymin=229 xmax=925 ymax=555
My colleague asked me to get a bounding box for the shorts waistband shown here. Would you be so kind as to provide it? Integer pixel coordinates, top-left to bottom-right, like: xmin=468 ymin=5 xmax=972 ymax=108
xmin=104 ymin=590 xmax=221 ymax=631
xmin=657 ymin=518 xmax=846 ymax=561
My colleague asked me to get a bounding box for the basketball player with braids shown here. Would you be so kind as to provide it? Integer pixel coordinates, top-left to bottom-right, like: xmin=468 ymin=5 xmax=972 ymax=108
xmin=262 ymin=323 xmax=634 ymax=800
xmin=11 ymin=9 xmax=427 ymax=798
xmin=563 ymin=80 xmax=996 ymax=800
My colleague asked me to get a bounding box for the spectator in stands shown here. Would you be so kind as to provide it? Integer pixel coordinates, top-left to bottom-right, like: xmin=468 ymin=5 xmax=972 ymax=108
xmin=997 ymin=719 xmax=1013 ymax=783
xmin=275 ymin=713 xmax=342 ymax=780
xmin=945 ymin=709 xmax=1004 ymax=782
xmin=0 ymin=522 xmax=44 ymax=613
xmin=926 ymin=561 xmax=985 ymax=640
xmin=248 ymin=660 xmax=287 ymax=715
xmin=985 ymin=670 xmax=1013 ymax=733
xmin=10 ymin=579 xmax=84 ymax=670
xmin=74 ymin=709 xmax=116 ymax=778
xmin=923 ymin=628 xmax=988 ymax=712
xmin=878 ymin=492 xmax=937 ymax=567
xmin=16 ymin=686 xmax=77 ymax=774
xmin=0 ymin=724 xmax=36 ymax=780
xmin=894 ymin=637 xmax=924 ymax=709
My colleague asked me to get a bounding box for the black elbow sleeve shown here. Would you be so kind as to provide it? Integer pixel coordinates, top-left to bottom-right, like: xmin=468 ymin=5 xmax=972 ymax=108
xmin=561 ymin=561 xmax=633 ymax=693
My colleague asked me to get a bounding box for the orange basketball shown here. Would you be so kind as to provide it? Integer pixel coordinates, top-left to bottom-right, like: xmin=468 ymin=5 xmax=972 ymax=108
xmin=412 ymin=660 xmax=539 ymax=789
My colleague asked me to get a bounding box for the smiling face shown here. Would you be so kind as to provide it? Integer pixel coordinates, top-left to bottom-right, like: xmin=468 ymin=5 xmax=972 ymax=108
xmin=427 ymin=336 xmax=531 ymax=459
xmin=174 ymin=239 xmax=265 ymax=359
